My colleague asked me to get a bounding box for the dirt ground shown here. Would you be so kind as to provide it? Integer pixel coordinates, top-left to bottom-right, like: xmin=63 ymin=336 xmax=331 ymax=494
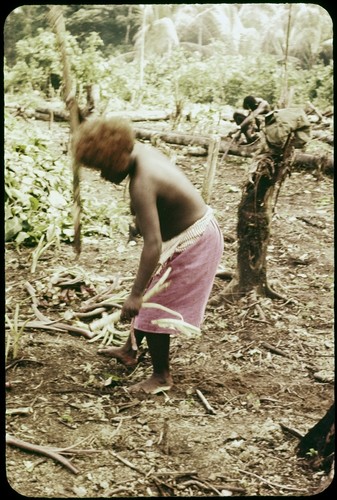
xmin=5 ymin=120 xmax=334 ymax=497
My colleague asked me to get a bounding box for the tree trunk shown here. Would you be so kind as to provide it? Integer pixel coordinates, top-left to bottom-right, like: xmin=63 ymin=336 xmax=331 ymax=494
xmin=297 ymin=403 xmax=334 ymax=471
xmin=224 ymin=138 xmax=296 ymax=300
xmin=279 ymin=4 xmax=292 ymax=108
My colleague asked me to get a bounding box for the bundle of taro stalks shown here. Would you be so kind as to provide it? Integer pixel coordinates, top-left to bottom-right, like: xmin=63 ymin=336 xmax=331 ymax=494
xmin=21 ymin=266 xmax=200 ymax=347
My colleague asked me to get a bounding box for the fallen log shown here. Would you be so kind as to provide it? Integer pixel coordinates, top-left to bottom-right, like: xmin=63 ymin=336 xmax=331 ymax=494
xmin=35 ymin=107 xmax=68 ymax=121
xmin=292 ymin=152 xmax=333 ymax=176
xmin=311 ymin=129 xmax=333 ymax=145
xmin=134 ymin=127 xmax=333 ymax=174
xmin=106 ymin=110 xmax=171 ymax=121
xmin=8 ymin=105 xmax=172 ymax=123
xmin=6 ymin=104 xmax=69 ymax=122
xmin=133 ymin=127 xmax=257 ymax=157
xmin=7 ymin=105 xmax=333 ymax=173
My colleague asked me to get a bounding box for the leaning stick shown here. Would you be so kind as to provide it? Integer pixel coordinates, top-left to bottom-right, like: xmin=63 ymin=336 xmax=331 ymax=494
xmin=48 ymin=6 xmax=81 ymax=256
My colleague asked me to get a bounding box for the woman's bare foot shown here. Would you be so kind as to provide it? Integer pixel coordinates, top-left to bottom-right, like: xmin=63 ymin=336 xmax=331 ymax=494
xmin=128 ymin=373 xmax=173 ymax=394
xmin=97 ymin=346 xmax=137 ymax=367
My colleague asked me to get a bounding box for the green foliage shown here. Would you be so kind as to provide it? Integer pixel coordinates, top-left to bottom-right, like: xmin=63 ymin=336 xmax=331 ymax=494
xmin=126 ymin=46 xmax=332 ymax=110
xmin=4 ymin=12 xmax=333 ymax=111
xmin=5 ymin=120 xmax=68 ymax=244
xmin=4 ymin=28 xmax=106 ymax=100
xmin=5 ymin=29 xmax=61 ymax=93
xmin=305 ymin=448 xmax=318 ymax=458
xmin=100 ymin=57 xmax=140 ymax=103
xmin=5 ymin=114 xmax=131 ymax=248
xmin=303 ymin=63 xmax=333 ymax=108
xmin=71 ymin=32 xmax=105 ymax=85
xmin=177 ymin=60 xmax=221 ymax=103
xmin=5 ymin=303 xmax=28 ymax=361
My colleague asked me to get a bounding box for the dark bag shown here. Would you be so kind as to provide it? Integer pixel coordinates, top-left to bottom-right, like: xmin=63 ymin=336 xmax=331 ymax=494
xmin=264 ymin=108 xmax=311 ymax=149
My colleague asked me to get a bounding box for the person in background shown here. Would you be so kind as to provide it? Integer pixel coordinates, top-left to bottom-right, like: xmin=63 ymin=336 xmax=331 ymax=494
xmin=74 ymin=117 xmax=224 ymax=395
xmin=232 ymin=95 xmax=271 ymax=144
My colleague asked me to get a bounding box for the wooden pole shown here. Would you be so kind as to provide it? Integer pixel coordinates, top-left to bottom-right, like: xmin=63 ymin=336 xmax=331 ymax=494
xmin=48 ymin=6 xmax=82 ymax=257
xmin=202 ymin=134 xmax=220 ymax=204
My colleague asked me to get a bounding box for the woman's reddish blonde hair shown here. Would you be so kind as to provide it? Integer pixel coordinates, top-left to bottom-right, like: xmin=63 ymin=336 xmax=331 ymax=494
xmin=74 ymin=117 xmax=135 ymax=176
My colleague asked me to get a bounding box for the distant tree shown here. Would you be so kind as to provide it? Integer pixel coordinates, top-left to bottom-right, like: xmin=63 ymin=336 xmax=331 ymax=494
xmin=4 ymin=5 xmax=49 ymax=65
xmin=258 ymin=3 xmax=333 ymax=70
xmin=64 ymin=4 xmax=138 ymax=51
xmin=4 ymin=3 xmax=332 ymax=71
xmin=133 ymin=4 xmax=180 ymax=58
xmin=175 ymin=4 xmax=243 ymax=54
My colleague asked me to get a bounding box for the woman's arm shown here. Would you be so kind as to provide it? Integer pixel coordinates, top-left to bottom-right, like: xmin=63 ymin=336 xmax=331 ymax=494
xmin=120 ymin=182 xmax=162 ymax=320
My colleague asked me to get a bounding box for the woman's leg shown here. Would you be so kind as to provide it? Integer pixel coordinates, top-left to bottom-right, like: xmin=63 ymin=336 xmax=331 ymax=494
xmin=129 ymin=332 xmax=173 ymax=394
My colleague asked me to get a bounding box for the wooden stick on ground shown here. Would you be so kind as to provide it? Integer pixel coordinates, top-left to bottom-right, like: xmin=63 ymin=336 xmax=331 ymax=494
xmin=16 ymin=320 xmax=95 ymax=339
xmin=261 ymin=341 xmax=290 ymax=358
xmin=195 ymin=389 xmax=216 ymax=415
xmin=6 ymin=434 xmax=80 ymax=474
xmin=237 ymin=468 xmax=308 ymax=493
xmin=177 ymin=479 xmax=222 ymax=495
xmin=110 ymin=450 xmax=146 ymax=475
xmin=6 ymin=434 xmax=99 ymax=474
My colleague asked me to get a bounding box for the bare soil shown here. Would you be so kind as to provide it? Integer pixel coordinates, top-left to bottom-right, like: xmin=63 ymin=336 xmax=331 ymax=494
xmin=5 ymin=120 xmax=334 ymax=497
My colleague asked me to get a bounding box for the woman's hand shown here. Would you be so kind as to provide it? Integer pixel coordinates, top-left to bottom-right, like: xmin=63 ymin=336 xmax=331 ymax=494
xmin=120 ymin=293 xmax=143 ymax=321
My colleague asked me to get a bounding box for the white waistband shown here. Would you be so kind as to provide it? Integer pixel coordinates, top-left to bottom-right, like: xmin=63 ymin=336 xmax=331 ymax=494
xmin=157 ymin=206 xmax=214 ymax=272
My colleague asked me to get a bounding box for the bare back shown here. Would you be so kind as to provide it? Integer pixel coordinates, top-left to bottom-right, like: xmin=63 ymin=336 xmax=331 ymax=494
xmin=129 ymin=143 xmax=207 ymax=242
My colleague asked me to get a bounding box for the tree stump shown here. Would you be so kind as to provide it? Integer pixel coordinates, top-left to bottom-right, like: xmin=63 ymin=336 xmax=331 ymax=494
xmin=223 ymin=137 xmax=296 ymax=301
xmin=297 ymin=402 xmax=335 ymax=471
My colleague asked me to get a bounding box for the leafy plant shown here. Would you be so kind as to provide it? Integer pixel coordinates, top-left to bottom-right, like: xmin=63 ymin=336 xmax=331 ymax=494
xmin=306 ymin=448 xmax=318 ymax=457
xmin=5 ymin=304 xmax=29 ymax=361
xmin=30 ymin=229 xmax=59 ymax=273
xmin=60 ymin=413 xmax=74 ymax=424
xmin=5 ymin=114 xmax=131 ymax=248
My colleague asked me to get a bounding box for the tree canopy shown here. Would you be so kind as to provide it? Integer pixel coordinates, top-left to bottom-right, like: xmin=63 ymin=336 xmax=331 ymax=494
xmin=5 ymin=4 xmax=332 ymax=65
xmin=4 ymin=4 xmax=333 ymax=111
